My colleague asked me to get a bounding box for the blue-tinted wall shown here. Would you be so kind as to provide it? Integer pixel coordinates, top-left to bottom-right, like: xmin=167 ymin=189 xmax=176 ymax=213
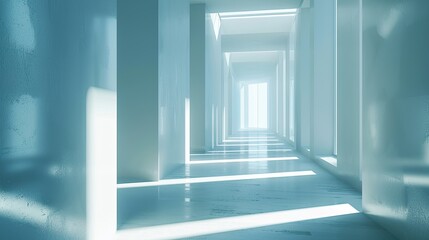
xmin=0 ymin=0 xmax=116 ymax=239
xmin=362 ymin=0 xmax=429 ymax=239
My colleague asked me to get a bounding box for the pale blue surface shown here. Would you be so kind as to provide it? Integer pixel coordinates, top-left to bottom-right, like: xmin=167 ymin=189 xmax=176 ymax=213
xmin=0 ymin=0 xmax=116 ymax=239
xmin=118 ymin=132 xmax=396 ymax=240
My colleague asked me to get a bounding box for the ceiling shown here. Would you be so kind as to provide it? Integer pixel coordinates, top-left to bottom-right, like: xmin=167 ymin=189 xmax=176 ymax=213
xmin=222 ymin=33 xmax=289 ymax=52
xmin=190 ymin=0 xmax=302 ymax=13
xmin=192 ymin=0 xmax=298 ymax=82
xmin=229 ymin=51 xmax=280 ymax=82
xmin=232 ymin=62 xmax=277 ymax=82
xmin=229 ymin=51 xmax=280 ymax=63
xmin=221 ymin=14 xmax=296 ymax=35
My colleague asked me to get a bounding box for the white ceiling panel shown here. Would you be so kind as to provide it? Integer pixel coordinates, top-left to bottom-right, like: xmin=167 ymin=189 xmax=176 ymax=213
xmin=221 ymin=15 xmax=296 ymax=35
xmin=190 ymin=0 xmax=302 ymax=13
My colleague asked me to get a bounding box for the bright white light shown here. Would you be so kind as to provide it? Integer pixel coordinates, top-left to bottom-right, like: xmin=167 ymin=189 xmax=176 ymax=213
xmin=117 ymin=171 xmax=315 ymax=189
xmin=248 ymin=83 xmax=259 ymax=128
xmin=185 ymin=98 xmax=190 ymax=163
xmin=223 ymin=139 xmax=279 ymax=143
xmin=217 ymin=143 xmax=284 ymax=147
xmin=219 ymin=9 xmax=297 ymax=18
xmin=222 ymin=107 xmax=227 ymax=141
xmin=320 ymin=156 xmax=338 ymax=167
xmin=240 ymin=85 xmax=245 ymax=129
xmin=221 ymin=14 xmax=296 ymax=20
xmin=210 ymin=13 xmax=221 ymax=40
xmin=228 ymin=136 xmax=276 ymax=139
xmin=207 ymin=149 xmax=293 ymax=154
xmin=225 ymin=52 xmax=231 ymax=66
xmin=189 ymin=156 xmax=298 ymax=165
xmin=86 ymin=87 xmax=117 ymax=240
xmin=240 ymin=82 xmax=268 ymax=130
xmin=116 ymin=204 xmax=358 ymax=240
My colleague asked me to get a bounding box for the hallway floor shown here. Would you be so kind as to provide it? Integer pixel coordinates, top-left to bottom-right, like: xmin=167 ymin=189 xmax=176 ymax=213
xmin=117 ymin=132 xmax=397 ymax=240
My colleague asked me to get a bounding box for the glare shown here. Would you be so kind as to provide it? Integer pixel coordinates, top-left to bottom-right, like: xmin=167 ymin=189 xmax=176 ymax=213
xmin=320 ymin=156 xmax=338 ymax=167
xmin=219 ymin=9 xmax=297 ymax=18
xmin=189 ymin=156 xmax=299 ymax=165
xmin=185 ymin=98 xmax=190 ymax=163
xmin=210 ymin=13 xmax=221 ymax=40
xmin=225 ymin=52 xmax=231 ymax=66
xmin=228 ymin=136 xmax=276 ymax=139
xmin=221 ymin=14 xmax=296 ymax=20
xmin=217 ymin=142 xmax=284 ymax=147
xmin=116 ymin=204 xmax=358 ymax=240
xmin=117 ymin=171 xmax=315 ymax=189
xmin=223 ymin=139 xmax=279 ymax=142
xmin=208 ymin=149 xmax=293 ymax=154
xmin=86 ymin=87 xmax=117 ymax=240
xmin=240 ymin=82 xmax=268 ymax=130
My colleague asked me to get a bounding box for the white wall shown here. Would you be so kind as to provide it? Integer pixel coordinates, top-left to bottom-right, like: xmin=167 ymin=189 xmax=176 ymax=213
xmin=193 ymin=0 xmax=302 ymax=13
xmin=312 ymin=0 xmax=335 ymax=156
xmin=205 ymin=12 xmax=222 ymax=149
xmin=336 ymin=0 xmax=362 ymax=189
xmin=289 ymin=19 xmax=297 ymax=143
xmin=231 ymin=72 xmax=241 ymax=134
xmin=158 ymin=0 xmax=190 ymax=178
xmin=190 ymin=4 xmax=206 ymax=153
xmin=276 ymin=52 xmax=287 ymax=139
xmin=0 ymin=0 xmax=117 ymax=239
xmin=295 ymin=2 xmax=359 ymax=191
xmin=118 ymin=0 xmax=159 ymax=182
xmin=295 ymin=8 xmax=313 ymax=152
xmin=362 ymin=0 xmax=429 ymax=239
xmin=118 ymin=0 xmax=190 ymax=180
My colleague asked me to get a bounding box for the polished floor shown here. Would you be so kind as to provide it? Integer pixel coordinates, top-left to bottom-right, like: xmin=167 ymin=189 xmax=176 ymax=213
xmin=117 ymin=132 xmax=397 ymax=240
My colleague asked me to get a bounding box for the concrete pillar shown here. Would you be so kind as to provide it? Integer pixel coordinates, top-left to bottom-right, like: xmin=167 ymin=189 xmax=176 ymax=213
xmin=311 ymin=0 xmax=335 ymax=156
xmin=190 ymin=4 xmax=206 ymax=153
xmin=337 ymin=0 xmax=361 ymax=188
xmin=118 ymin=0 xmax=159 ymax=182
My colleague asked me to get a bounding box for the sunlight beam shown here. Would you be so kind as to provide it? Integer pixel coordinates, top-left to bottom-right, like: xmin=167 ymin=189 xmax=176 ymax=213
xmin=116 ymin=204 xmax=358 ymax=240
xmin=221 ymin=14 xmax=296 ymax=20
xmin=228 ymin=136 xmax=276 ymax=139
xmin=217 ymin=143 xmax=284 ymax=147
xmin=117 ymin=171 xmax=315 ymax=189
xmin=219 ymin=9 xmax=297 ymax=18
xmin=207 ymin=149 xmax=293 ymax=154
xmin=189 ymin=156 xmax=298 ymax=165
xmin=223 ymin=139 xmax=279 ymax=143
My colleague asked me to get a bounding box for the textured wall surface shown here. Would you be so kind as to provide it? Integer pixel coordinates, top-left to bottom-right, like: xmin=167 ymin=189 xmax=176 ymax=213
xmin=0 ymin=0 xmax=116 ymax=239
xmin=190 ymin=4 xmax=206 ymax=153
xmin=118 ymin=0 xmax=159 ymax=182
xmin=295 ymin=8 xmax=313 ymax=152
xmin=362 ymin=0 xmax=429 ymax=239
xmin=336 ymin=0 xmax=362 ymax=190
xmin=312 ymin=0 xmax=336 ymax=156
xmin=158 ymin=0 xmax=190 ymax=178
xmin=205 ymin=12 xmax=222 ymax=150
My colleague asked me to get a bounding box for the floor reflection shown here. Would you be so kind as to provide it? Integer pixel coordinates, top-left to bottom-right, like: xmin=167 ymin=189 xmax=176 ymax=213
xmin=117 ymin=132 xmax=396 ymax=240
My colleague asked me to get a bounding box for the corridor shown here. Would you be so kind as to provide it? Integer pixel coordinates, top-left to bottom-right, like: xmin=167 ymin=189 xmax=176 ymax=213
xmin=117 ymin=132 xmax=396 ymax=240
xmin=1 ymin=0 xmax=428 ymax=240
